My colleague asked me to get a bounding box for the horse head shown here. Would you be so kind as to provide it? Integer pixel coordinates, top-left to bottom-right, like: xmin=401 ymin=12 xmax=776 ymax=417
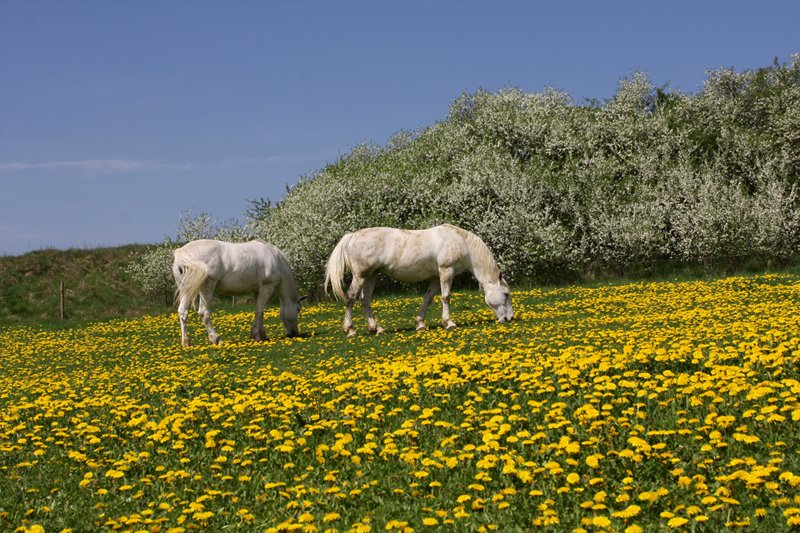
xmin=281 ymin=295 xmax=308 ymax=338
xmin=484 ymin=273 xmax=514 ymax=323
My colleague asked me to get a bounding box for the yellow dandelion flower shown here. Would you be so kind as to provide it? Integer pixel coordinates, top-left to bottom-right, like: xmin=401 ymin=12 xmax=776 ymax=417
xmin=612 ymin=505 xmax=641 ymax=518
xmin=565 ymin=442 xmax=581 ymax=454
xmin=733 ymin=433 xmax=760 ymax=444
xmin=592 ymin=516 xmax=611 ymax=528
xmin=667 ymin=517 xmax=688 ymax=528
xmin=627 ymin=436 xmax=651 ymax=453
xmin=586 ymin=454 xmax=603 ymax=468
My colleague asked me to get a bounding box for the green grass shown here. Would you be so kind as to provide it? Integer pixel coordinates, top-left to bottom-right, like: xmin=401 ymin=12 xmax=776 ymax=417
xmin=2 ymin=273 xmax=800 ymax=531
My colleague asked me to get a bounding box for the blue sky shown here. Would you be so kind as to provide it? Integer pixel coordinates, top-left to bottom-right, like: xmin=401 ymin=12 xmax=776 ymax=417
xmin=1 ymin=1 xmax=798 ymax=255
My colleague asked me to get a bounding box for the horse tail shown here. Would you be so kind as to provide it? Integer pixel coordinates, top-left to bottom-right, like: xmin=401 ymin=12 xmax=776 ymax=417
xmin=172 ymin=248 xmax=209 ymax=309
xmin=324 ymin=233 xmax=353 ymax=301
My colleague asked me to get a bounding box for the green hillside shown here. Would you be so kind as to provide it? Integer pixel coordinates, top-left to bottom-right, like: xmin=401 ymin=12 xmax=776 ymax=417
xmin=0 ymin=245 xmax=170 ymax=326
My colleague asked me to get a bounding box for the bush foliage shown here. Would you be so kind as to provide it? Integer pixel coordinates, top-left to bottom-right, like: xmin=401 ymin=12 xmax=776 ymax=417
xmin=248 ymin=56 xmax=800 ymax=295
xmin=132 ymin=56 xmax=800 ymax=297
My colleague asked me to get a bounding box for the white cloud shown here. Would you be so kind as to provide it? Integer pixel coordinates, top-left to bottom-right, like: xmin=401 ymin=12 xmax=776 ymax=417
xmin=218 ymin=156 xmax=286 ymax=169
xmin=0 ymin=162 xmax=31 ymax=170
xmin=0 ymin=159 xmax=195 ymax=173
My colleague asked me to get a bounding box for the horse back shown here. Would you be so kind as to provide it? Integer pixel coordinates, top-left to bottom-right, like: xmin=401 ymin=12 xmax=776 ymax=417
xmin=347 ymin=226 xmax=471 ymax=282
xmin=178 ymin=239 xmax=286 ymax=295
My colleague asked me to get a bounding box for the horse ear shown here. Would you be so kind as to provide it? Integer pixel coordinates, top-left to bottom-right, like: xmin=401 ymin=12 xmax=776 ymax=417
xmin=498 ymin=272 xmax=504 ymax=282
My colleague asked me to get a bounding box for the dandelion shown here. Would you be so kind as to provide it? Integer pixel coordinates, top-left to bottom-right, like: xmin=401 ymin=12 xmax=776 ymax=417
xmin=627 ymin=436 xmax=651 ymax=453
xmin=667 ymin=517 xmax=688 ymax=528
xmin=586 ymin=454 xmax=603 ymax=468
xmin=612 ymin=505 xmax=641 ymax=518
xmin=733 ymin=433 xmax=760 ymax=444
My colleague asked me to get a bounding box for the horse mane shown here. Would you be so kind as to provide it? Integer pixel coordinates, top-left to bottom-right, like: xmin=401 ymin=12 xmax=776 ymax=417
xmin=447 ymin=225 xmax=500 ymax=278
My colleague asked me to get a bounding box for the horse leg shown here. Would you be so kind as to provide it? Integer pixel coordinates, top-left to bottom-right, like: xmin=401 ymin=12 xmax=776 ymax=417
xmin=360 ymin=274 xmax=384 ymax=334
xmin=343 ymin=276 xmax=365 ymax=337
xmin=251 ymin=283 xmax=276 ymax=341
xmin=439 ymin=267 xmax=457 ymax=330
xmin=415 ymin=279 xmax=440 ymax=331
xmin=198 ymin=286 xmax=221 ymax=345
xmin=178 ymin=295 xmax=192 ymax=347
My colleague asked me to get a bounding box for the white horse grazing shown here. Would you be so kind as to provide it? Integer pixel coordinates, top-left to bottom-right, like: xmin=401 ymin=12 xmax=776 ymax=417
xmin=172 ymin=239 xmax=304 ymax=347
xmin=325 ymin=224 xmax=513 ymax=336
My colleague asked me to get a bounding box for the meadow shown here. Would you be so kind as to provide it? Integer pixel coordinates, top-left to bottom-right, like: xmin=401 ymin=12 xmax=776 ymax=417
xmin=1 ymin=273 xmax=800 ymax=532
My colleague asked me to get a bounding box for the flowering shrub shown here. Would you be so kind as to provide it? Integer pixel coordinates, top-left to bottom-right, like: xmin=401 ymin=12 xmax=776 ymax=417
xmin=248 ymin=56 xmax=800 ymax=295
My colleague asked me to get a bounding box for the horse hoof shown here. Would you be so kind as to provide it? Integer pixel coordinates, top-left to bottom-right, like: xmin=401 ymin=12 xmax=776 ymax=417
xmin=416 ymin=322 xmax=427 ymax=331
xmin=347 ymin=329 xmax=357 ymax=338
xmin=444 ymin=322 xmax=457 ymax=331
xmin=375 ymin=327 xmax=385 ymax=335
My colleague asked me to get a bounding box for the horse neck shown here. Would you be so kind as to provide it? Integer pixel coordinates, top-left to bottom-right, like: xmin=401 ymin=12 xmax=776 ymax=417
xmin=275 ymin=259 xmax=299 ymax=305
xmin=470 ymin=260 xmax=500 ymax=288
xmin=463 ymin=233 xmax=500 ymax=286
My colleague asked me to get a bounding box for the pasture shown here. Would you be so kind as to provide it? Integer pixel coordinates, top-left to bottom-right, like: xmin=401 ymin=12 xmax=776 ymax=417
xmin=1 ymin=274 xmax=800 ymax=532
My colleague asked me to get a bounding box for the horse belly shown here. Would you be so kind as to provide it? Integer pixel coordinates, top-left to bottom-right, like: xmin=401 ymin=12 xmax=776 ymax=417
xmin=382 ymin=261 xmax=438 ymax=284
xmin=215 ymin=271 xmax=262 ymax=296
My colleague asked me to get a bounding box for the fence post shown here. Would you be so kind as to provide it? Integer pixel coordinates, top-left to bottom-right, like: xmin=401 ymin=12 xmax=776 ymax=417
xmin=60 ymin=281 xmax=65 ymax=321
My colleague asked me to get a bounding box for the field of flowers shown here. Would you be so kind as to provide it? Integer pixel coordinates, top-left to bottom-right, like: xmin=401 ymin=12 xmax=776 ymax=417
xmin=2 ymin=273 xmax=800 ymax=532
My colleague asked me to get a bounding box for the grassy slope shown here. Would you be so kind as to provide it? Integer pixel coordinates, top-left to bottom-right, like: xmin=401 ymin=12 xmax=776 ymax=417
xmin=0 ymin=245 xmax=169 ymax=326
